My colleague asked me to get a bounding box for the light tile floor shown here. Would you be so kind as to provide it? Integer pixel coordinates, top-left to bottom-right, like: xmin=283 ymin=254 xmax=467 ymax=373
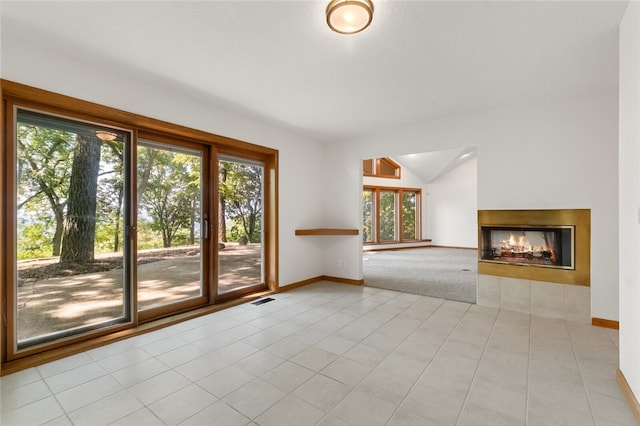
xmin=1 ymin=281 xmax=636 ymax=425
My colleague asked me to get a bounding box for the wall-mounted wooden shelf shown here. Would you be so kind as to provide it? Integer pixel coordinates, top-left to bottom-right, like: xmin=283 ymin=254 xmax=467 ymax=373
xmin=295 ymin=228 xmax=359 ymax=236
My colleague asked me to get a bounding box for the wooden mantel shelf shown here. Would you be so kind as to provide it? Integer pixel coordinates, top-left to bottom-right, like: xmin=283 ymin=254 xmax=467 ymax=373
xmin=295 ymin=228 xmax=359 ymax=236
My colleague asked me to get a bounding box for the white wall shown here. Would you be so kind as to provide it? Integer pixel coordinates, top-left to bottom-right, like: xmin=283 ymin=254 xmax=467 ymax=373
xmin=619 ymin=0 xmax=640 ymax=406
xmin=426 ymin=157 xmax=477 ymax=248
xmin=323 ymin=90 xmax=619 ymax=320
xmin=1 ymin=32 xmax=326 ymax=287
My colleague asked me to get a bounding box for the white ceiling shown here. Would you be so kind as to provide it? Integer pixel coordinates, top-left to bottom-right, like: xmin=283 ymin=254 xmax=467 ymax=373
xmin=395 ymin=147 xmax=476 ymax=183
xmin=0 ymin=1 xmax=628 ymax=144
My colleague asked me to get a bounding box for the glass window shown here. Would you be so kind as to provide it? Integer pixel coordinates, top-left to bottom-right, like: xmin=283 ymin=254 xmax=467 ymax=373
xmin=362 ymin=157 xmax=401 ymax=178
xmin=363 ymin=159 xmax=374 ymax=175
xmin=402 ymin=191 xmax=418 ymax=240
xmin=379 ymin=158 xmax=400 ymax=178
xmin=363 ymin=186 xmax=421 ymax=244
xmin=15 ymin=109 xmax=131 ymax=348
xmin=379 ymin=190 xmax=397 ymax=242
xmin=362 ymin=189 xmax=375 ymax=243
xmin=218 ymin=156 xmax=265 ymax=296
xmin=136 ymin=140 xmax=206 ymax=311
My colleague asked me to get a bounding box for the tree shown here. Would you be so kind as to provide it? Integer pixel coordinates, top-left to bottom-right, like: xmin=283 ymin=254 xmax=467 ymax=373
xmin=96 ymin=142 xmax=125 ymax=252
xmin=219 ymin=161 xmax=263 ymax=243
xmin=16 ymin=125 xmax=74 ymax=257
xmin=218 ymin=163 xmax=228 ymax=243
xmin=60 ymin=134 xmax=102 ymax=264
xmin=17 ymin=114 xmax=125 ymax=263
xmin=137 ymin=146 xmax=158 ymax=208
xmin=379 ymin=191 xmax=396 ymax=241
xmin=362 ymin=189 xmax=374 ymax=243
xmin=139 ymin=148 xmax=200 ymax=248
xmin=401 ymin=192 xmax=416 ymax=240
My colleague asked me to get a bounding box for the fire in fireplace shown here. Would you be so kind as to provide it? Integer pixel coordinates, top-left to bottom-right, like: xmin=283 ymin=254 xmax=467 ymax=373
xmin=480 ymin=225 xmax=574 ymax=270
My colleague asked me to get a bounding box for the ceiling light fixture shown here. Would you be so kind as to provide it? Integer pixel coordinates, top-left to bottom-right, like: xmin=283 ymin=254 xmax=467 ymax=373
xmin=326 ymin=0 xmax=374 ymax=35
xmin=95 ymin=130 xmax=118 ymax=141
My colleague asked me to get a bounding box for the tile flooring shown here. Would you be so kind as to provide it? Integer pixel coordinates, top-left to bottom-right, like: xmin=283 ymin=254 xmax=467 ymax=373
xmin=1 ymin=281 xmax=636 ymax=425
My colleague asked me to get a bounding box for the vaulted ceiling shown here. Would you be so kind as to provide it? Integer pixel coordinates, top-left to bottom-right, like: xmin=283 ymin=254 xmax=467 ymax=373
xmin=0 ymin=1 xmax=628 ymax=144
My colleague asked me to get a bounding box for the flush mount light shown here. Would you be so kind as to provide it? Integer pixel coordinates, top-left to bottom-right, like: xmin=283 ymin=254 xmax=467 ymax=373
xmin=326 ymin=0 xmax=374 ymax=35
xmin=95 ymin=130 xmax=118 ymax=141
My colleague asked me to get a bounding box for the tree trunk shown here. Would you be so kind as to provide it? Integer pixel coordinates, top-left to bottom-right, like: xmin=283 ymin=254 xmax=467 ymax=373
xmin=60 ymin=135 xmax=101 ymax=265
xmin=137 ymin=148 xmax=157 ymax=208
xmin=189 ymin=196 xmax=196 ymax=245
xmin=52 ymin=205 xmax=65 ymax=256
xmin=219 ymin=197 xmax=227 ymax=243
xmin=218 ymin=165 xmax=227 ymax=243
xmin=248 ymin=210 xmax=256 ymax=241
xmin=113 ymin=183 xmax=123 ymax=252
xmin=163 ymin=228 xmax=171 ymax=248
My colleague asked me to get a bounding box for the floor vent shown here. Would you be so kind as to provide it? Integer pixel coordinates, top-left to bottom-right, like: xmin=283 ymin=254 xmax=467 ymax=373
xmin=252 ymin=297 xmax=275 ymax=306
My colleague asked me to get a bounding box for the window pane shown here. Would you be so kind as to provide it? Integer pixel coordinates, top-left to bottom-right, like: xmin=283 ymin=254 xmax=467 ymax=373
xmin=137 ymin=141 xmax=203 ymax=311
xmin=379 ymin=191 xmax=397 ymax=242
xmin=218 ymin=157 xmax=264 ymax=294
xmin=362 ymin=189 xmax=374 ymax=243
xmin=363 ymin=159 xmax=373 ymax=175
xmin=402 ymin=192 xmax=417 ymax=240
xmin=379 ymin=158 xmax=399 ymax=177
xmin=16 ymin=109 xmax=129 ymax=347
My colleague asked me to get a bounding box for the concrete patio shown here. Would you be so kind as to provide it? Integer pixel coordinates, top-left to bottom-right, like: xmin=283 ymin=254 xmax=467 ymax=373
xmin=16 ymin=244 xmax=261 ymax=342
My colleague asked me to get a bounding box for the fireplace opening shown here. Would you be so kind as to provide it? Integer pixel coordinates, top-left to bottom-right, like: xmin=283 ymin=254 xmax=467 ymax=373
xmin=480 ymin=225 xmax=574 ymax=270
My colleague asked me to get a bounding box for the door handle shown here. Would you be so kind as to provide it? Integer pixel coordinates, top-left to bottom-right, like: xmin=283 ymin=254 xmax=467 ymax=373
xmin=203 ymin=218 xmax=209 ymax=239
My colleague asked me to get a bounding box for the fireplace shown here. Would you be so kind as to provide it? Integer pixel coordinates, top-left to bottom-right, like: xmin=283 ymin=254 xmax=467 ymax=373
xmin=477 ymin=209 xmax=590 ymax=286
xmin=480 ymin=225 xmax=574 ymax=270
xmin=477 ymin=209 xmax=590 ymax=321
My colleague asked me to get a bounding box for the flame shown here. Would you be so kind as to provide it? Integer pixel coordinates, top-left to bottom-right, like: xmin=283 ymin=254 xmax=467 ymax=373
xmin=502 ymin=233 xmax=539 ymax=252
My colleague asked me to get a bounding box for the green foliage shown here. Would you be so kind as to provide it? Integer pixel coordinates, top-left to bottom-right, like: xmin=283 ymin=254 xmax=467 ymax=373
xmin=17 ymin=124 xmax=75 ymax=259
xmin=362 ymin=190 xmax=374 ymax=243
xmin=219 ymin=161 xmax=263 ymax=243
xmin=136 ymin=221 xmax=162 ymax=250
xmin=16 ymin=114 xmax=265 ymax=262
xmin=17 ymin=223 xmax=53 ymax=259
xmin=402 ymin=192 xmax=417 ymax=240
xmin=379 ymin=191 xmax=396 ymax=241
xmin=226 ymin=218 xmax=262 ymax=243
xmin=17 ymin=118 xmax=126 ymax=261
xmin=138 ymin=146 xmax=201 ymax=248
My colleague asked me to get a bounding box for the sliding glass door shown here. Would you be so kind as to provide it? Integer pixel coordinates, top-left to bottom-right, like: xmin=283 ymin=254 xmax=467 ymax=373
xmin=217 ymin=155 xmax=265 ymax=297
xmin=4 ymin=84 xmax=277 ymax=364
xmin=13 ymin=109 xmax=131 ymax=350
xmin=137 ymin=139 xmax=209 ymax=318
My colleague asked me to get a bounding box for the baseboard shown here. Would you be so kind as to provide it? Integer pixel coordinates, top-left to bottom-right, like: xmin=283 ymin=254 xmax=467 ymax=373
xmin=617 ymin=369 xmax=640 ymax=424
xmin=278 ymin=275 xmax=364 ymax=292
xmin=429 ymin=245 xmax=478 ymax=251
xmin=276 ymin=276 xmax=324 ymax=293
xmin=363 ymin=243 xmax=431 ymax=252
xmin=322 ymin=275 xmax=365 ymax=286
xmin=592 ymin=317 xmax=620 ymax=329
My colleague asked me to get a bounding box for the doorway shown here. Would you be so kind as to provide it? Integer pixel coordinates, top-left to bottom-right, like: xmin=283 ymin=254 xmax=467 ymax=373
xmin=361 ymin=148 xmax=478 ymax=303
xmin=217 ymin=155 xmax=266 ymax=300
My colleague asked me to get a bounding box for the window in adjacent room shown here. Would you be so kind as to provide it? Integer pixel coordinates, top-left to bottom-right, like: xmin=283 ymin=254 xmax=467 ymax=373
xmin=362 ymin=157 xmax=401 ymax=179
xmin=362 ymin=186 xmax=421 ymax=244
